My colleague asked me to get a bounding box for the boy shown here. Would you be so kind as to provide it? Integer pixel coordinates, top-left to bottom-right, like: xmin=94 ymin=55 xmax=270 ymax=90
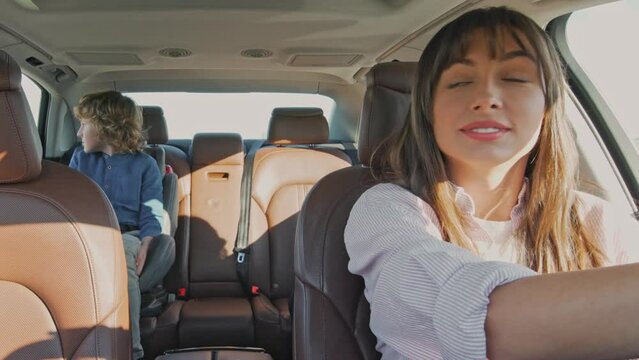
xmin=69 ymin=90 xmax=163 ymax=359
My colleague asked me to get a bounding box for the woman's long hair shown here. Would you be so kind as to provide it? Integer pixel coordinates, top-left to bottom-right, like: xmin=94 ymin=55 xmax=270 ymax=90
xmin=372 ymin=7 xmax=605 ymax=272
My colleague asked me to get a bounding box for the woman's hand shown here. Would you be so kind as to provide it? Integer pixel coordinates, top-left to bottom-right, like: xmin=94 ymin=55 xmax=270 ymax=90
xmin=136 ymin=236 xmax=153 ymax=275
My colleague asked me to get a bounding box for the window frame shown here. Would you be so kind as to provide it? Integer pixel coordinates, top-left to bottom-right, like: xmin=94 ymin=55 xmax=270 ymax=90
xmin=21 ymin=73 xmax=50 ymax=149
xmin=547 ymin=13 xmax=639 ymax=216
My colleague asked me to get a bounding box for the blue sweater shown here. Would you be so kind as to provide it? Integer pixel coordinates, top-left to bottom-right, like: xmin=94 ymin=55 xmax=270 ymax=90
xmin=70 ymin=148 xmax=164 ymax=239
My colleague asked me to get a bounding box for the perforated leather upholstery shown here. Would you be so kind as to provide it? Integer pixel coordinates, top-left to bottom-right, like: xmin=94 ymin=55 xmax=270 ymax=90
xmin=0 ymin=50 xmax=131 ymax=359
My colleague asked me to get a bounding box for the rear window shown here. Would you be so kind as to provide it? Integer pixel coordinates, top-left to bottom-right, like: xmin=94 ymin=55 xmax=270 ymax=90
xmin=127 ymin=92 xmax=336 ymax=139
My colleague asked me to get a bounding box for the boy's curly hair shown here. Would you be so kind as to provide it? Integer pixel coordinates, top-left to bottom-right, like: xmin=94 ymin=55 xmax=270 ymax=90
xmin=74 ymin=90 xmax=145 ymax=153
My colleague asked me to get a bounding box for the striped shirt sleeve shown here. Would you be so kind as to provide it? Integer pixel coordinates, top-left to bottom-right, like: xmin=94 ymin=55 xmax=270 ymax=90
xmin=345 ymin=183 xmax=536 ymax=359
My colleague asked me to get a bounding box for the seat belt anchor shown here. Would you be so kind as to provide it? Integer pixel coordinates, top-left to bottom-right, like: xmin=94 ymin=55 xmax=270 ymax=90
xmin=237 ymin=251 xmax=246 ymax=263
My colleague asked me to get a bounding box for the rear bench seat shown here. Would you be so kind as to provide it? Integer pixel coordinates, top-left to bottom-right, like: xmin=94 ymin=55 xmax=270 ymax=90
xmin=143 ymin=108 xmax=352 ymax=359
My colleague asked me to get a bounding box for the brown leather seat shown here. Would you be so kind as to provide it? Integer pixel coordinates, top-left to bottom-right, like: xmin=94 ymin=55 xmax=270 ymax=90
xmin=138 ymin=106 xmax=180 ymax=358
xmin=162 ymin=138 xmax=191 ymax=296
xmin=249 ymin=108 xmax=351 ymax=359
xmin=0 ymin=50 xmax=131 ymax=358
xmin=293 ymin=62 xmax=417 ymax=360
xmin=142 ymin=105 xmax=179 ymax=237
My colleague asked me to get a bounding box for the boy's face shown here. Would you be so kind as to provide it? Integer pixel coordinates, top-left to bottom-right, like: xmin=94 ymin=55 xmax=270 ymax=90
xmin=77 ymin=119 xmax=105 ymax=153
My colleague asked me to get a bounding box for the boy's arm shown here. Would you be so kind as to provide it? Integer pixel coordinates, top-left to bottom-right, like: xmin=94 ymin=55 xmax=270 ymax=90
xmin=136 ymin=160 xmax=164 ymax=275
xmin=138 ymin=159 xmax=164 ymax=240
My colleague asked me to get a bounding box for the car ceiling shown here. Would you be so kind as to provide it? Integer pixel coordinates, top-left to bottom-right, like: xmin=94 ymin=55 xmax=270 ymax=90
xmin=0 ymin=0 xmax=615 ymax=89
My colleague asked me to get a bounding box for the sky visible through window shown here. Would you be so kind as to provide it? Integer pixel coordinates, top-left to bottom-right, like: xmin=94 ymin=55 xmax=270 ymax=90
xmin=21 ymin=74 xmax=42 ymax=123
xmin=567 ymin=0 xmax=639 ymax=151
xmin=127 ymin=92 xmax=336 ymax=139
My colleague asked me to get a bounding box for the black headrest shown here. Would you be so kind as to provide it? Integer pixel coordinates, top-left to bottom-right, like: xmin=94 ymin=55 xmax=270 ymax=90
xmin=358 ymin=62 xmax=417 ymax=166
xmin=142 ymin=106 xmax=169 ymax=144
xmin=190 ymin=133 xmax=244 ymax=167
xmin=267 ymin=107 xmax=329 ymax=145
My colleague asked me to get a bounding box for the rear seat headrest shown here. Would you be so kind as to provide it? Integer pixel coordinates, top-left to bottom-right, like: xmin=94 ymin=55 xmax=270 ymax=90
xmin=267 ymin=107 xmax=329 ymax=145
xmin=358 ymin=61 xmax=417 ymax=167
xmin=190 ymin=133 xmax=244 ymax=167
xmin=0 ymin=50 xmax=43 ymax=183
xmin=142 ymin=106 xmax=169 ymax=144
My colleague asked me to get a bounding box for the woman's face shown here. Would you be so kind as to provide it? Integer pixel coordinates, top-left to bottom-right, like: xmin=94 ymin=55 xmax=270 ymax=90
xmin=432 ymin=29 xmax=545 ymax=171
xmin=77 ymin=119 xmax=105 ymax=153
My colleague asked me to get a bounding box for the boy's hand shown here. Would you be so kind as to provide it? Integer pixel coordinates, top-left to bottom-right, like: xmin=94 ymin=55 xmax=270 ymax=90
xmin=136 ymin=236 xmax=153 ymax=275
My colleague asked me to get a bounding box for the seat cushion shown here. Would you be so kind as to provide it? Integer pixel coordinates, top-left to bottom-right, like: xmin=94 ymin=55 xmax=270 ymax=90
xmin=179 ymin=298 xmax=254 ymax=348
xmin=272 ymin=298 xmax=291 ymax=332
xmin=251 ymin=294 xmax=292 ymax=360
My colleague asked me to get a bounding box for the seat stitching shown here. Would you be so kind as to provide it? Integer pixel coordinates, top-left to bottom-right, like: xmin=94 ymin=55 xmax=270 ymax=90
xmin=0 ymin=92 xmax=29 ymax=183
xmin=0 ymin=186 xmax=107 ymax=356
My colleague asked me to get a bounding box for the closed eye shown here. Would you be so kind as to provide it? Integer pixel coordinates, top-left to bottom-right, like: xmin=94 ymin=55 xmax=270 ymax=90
xmin=447 ymin=81 xmax=472 ymax=89
xmin=503 ymin=77 xmax=529 ymax=83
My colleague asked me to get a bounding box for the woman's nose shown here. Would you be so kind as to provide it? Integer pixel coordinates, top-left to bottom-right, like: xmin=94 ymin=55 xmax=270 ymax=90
xmin=471 ymin=79 xmax=503 ymax=111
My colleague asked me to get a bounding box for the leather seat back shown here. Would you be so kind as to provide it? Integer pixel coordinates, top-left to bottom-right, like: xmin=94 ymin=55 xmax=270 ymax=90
xmin=293 ymin=62 xmax=417 ymax=360
xmin=163 ymin=139 xmax=192 ymax=294
xmin=142 ymin=108 xmax=193 ymax=294
xmin=142 ymin=105 xmax=179 ymax=237
xmin=250 ymin=108 xmax=351 ymax=300
xmin=0 ymin=50 xmax=131 ymax=359
xmin=189 ymin=133 xmax=245 ymax=297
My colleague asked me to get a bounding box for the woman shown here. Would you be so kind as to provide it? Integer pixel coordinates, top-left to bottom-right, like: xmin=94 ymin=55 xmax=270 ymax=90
xmin=345 ymin=6 xmax=639 ymax=360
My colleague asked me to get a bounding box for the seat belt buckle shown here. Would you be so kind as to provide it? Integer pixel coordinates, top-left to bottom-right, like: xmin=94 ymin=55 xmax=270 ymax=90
xmin=178 ymin=287 xmax=187 ymax=298
xmin=237 ymin=251 xmax=246 ymax=263
xmin=251 ymin=285 xmax=260 ymax=295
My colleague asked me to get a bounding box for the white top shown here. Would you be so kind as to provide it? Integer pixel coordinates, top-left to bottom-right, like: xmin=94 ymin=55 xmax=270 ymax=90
xmin=472 ymin=217 xmax=519 ymax=263
xmin=344 ymin=182 xmax=639 ymax=360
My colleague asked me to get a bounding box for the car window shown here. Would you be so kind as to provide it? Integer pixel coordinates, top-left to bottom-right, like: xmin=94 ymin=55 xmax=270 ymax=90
xmin=127 ymin=92 xmax=336 ymax=139
xmin=565 ymin=91 xmax=633 ymax=212
xmin=21 ymin=74 xmax=42 ymax=125
xmin=566 ymin=0 xmax=639 ymax=155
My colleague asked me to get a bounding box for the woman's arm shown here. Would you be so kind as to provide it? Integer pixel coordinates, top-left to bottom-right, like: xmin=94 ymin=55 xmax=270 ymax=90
xmin=487 ymin=263 xmax=639 ymax=360
xmin=345 ymin=184 xmax=536 ymax=359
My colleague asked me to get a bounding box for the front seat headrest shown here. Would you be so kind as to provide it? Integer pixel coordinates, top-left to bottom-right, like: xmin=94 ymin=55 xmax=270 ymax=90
xmin=0 ymin=51 xmax=42 ymax=184
xmin=142 ymin=106 xmax=169 ymax=144
xmin=358 ymin=61 xmax=417 ymax=166
xmin=267 ymin=107 xmax=329 ymax=145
